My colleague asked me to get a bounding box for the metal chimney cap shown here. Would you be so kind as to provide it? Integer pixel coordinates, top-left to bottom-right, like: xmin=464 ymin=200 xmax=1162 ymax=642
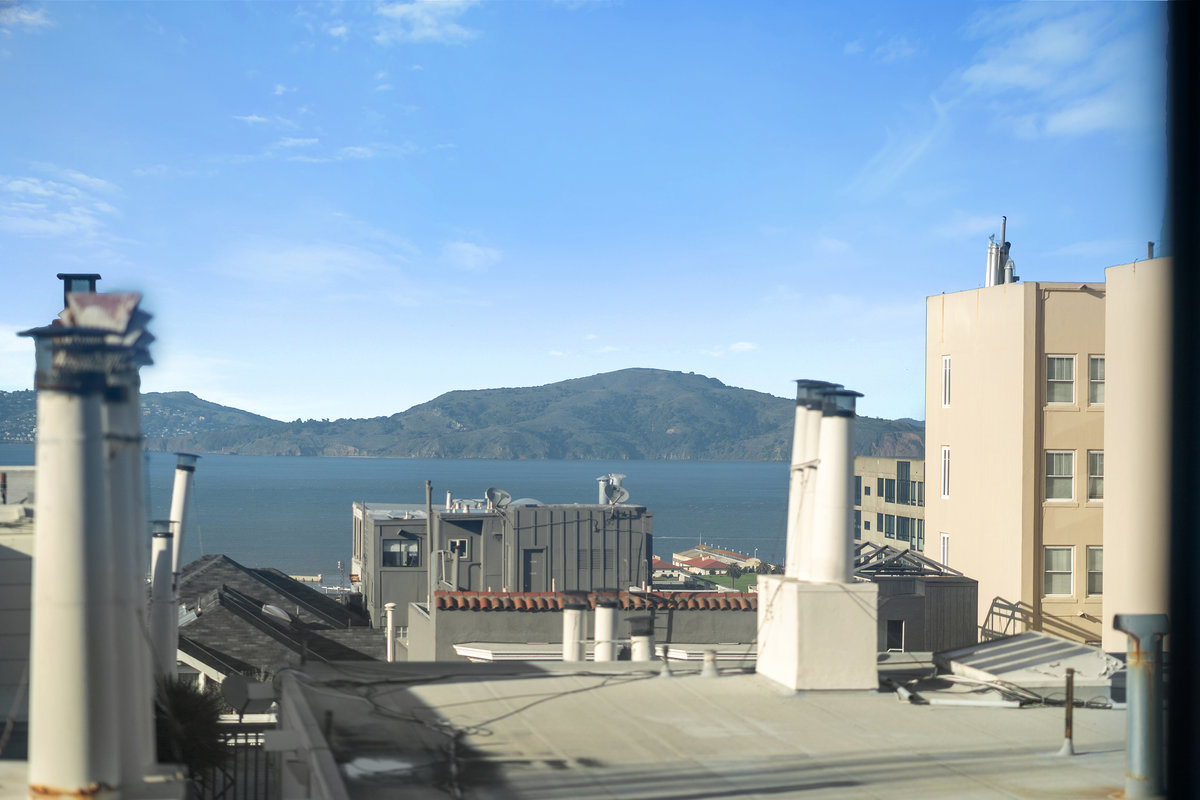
xmin=151 ymin=519 xmax=174 ymax=537
xmin=819 ymin=388 xmax=863 ymax=417
xmin=794 ymin=379 xmax=842 ymax=407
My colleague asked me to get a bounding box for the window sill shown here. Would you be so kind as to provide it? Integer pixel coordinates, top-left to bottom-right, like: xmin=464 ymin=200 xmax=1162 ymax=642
xmin=1043 ymin=500 xmax=1079 ymax=508
xmin=1043 ymin=404 xmax=1080 ymax=412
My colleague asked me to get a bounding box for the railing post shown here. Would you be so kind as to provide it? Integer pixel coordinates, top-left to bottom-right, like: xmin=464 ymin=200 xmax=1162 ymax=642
xmin=1114 ymin=613 xmax=1169 ymax=799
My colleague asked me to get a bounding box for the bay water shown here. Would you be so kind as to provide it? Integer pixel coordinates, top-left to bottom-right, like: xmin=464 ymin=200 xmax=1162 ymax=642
xmin=0 ymin=443 xmax=788 ymax=579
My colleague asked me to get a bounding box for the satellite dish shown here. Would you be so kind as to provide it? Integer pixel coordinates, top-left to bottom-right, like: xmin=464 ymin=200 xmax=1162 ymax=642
xmin=261 ymin=604 xmax=290 ymax=622
xmin=604 ymin=483 xmax=630 ymax=504
xmin=485 ymin=487 xmax=511 ymax=508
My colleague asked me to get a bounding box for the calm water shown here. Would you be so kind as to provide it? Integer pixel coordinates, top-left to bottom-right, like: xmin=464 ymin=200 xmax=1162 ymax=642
xmin=0 ymin=443 xmax=788 ymax=577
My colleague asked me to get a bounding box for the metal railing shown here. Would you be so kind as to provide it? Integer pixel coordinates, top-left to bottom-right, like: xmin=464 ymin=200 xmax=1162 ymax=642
xmin=189 ymin=724 xmax=276 ymax=800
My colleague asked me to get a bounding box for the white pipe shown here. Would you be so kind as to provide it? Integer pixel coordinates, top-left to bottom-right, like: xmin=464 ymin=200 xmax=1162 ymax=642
xmin=149 ymin=522 xmax=176 ymax=679
xmin=384 ymin=603 xmax=396 ymax=663
xmin=168 ymin=453 xmax=197 ymax=577
xmin=795 ymin=394 xmax=825 ymax=579
xmin=103 ymin=371 xmax=155 ymax=782
xmin=783 ymin=400 xmax=809 ymax=578
xmin=593 ymin=602 xmax=618 ymax=662
xmin=631 ymin=635 xmax=654 ymax=662
xmin=809 ymin=394 xmax=856 ymax=583
xmin=786 ymin=382 xmax=837 ymax=579
xmin=562 ymin=606 xmax=584 ymax=662
xmin=29 ymin=373 xmax=121 ymax=798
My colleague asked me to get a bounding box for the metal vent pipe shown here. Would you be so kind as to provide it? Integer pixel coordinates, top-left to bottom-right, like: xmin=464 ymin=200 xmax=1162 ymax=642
xmin=593 ymin=599 xmax=618 ymax=662
xmin=562 ymin=599 xmax=586 ymax=662
xmin=168 ymin=453 xmax=197 ymax=577
xmin=149 ymin=521 xmax=176 ymax=678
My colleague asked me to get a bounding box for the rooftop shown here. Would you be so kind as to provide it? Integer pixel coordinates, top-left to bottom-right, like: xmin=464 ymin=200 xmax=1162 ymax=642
xmin=281 ymin=659 xmax=1126 ymax=799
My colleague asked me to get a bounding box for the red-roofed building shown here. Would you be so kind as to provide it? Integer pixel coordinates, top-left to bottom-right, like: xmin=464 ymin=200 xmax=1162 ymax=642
xmin=682 ymin=557 xmax=729 ymax=575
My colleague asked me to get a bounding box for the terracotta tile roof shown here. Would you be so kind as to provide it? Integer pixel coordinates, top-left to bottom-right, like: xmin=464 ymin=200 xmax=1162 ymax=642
xmin=651 ymin=558 xmax=674 ymax=570
xmin=433 ymin=590 xmax=757 ymax=612
xmin=688 ymin=558 xmax=729 ymax=571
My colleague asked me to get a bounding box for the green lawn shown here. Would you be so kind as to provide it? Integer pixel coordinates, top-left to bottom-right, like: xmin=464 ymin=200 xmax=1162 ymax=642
xmin=695 ymin=573 xmax=760 ymax=592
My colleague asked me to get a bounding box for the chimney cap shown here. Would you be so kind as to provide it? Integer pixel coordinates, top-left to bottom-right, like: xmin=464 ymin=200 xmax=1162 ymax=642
xmin=794 ymin=379 xmax=842 ymax=407
xmin=819 ymin=388 xmax=863 ymax=417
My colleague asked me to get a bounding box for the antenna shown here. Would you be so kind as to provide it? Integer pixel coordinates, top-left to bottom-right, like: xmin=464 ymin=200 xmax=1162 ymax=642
xmin=604 ymin=482 xmax=630 ymax=505
xmin=485 ymin=487 xmax=511 ymax=509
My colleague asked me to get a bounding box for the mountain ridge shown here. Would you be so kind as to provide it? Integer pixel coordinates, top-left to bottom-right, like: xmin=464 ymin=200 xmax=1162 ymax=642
xmin=1 ymin=368 xmax=924 ymax=460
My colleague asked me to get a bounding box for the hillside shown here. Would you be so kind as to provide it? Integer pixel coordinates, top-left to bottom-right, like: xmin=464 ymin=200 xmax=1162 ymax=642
xmin=2 ymin=370 xmax=924 ymax=460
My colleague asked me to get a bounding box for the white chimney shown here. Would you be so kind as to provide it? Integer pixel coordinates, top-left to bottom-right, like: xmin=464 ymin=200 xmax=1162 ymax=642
xmin=22 ymin=291 xmax=152 ymax=797
xmin=593 ymin=600 xmax=618 ymax=661
xmin=785 ymin=380 xmax=839 ymax=579
xmin=103 ymin=368 xmax=156 ymax=782
xmin=168 ymin=453 xmax=198 ymax=577
xmin=384 ymin=602 xmax=397 ymax=663
xmin=808 ymin=390 xmax=861 ymax=583
xmin=149 ymin=521 xmax=176 ymax=678
xmin=562 ymin=601 xmax=585 ymax=662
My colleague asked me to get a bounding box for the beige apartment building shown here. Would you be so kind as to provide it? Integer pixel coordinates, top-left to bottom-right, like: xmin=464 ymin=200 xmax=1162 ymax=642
xmin=924 ymin=280 xmax=1107 ymax=644
xmin=853 ymin=456 xmax=926 ymax=553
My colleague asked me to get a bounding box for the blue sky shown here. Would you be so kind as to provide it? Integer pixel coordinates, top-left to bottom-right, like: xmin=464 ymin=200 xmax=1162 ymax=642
xmin=0 ymin=1 xmax=1167 ymax=423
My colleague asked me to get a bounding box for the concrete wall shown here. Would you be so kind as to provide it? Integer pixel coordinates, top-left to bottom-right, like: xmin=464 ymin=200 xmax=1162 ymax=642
xmin=0 ymin=531 xmax=33 ymax=722
xmin=925 ymin=282 xmax=1106 ymax=644
xmin=1102 ymin=259 xmax=1172 ymax=651
xmin=854 ymin=457 xmax=926 ymax=552
xmin=409 ymin=604 xmax=757 ymax=662
xmin=874 ymin=576 xmax=977 ymax=653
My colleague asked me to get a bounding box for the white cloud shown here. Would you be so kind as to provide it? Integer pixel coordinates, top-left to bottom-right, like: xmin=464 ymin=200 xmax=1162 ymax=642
xmin=729 ymin=342 xmax=757 ymax=353
xmin=328 ymin=24 xmax=347 ymax=39
xmin=212 ymin=239 xmax=401 ymax=286
xmin=596 ymin=345 xmax=618 ymax=353
xmin=0 ymin=3 xmax=52 ymax=33
xmin=234 ymin=114 xmax=268 ymax=124
xmin=273 ymin=83 xmax=294 ymax=95
xmin=843 ymin=40 xmax=863 ymax=55
xmin=375 ymin=0 xmax=479 ymax=45
xmin=844 ymin=97 xmax=950 ymax=200
xmin=273 ymin=137 xmax=319 ymax=148
xmin=375 ymin=83 xmax=393 ymax=92
xmin=874 ymin=36 xmax=918 ymax=62
xmin=338 ymin=145 xmax=375 ymax=159
xmin=584 ymin=333 xmax=597 ymax=340
xmin=442 ymin=241 xmax=500 ymax=272
xmin=959 ymin=4 xmax=1164 ymax=139
xmin=548 ymin=350 xmax=565 ymax=357
xmin=0 ymin=171 xmax=121 ymax=243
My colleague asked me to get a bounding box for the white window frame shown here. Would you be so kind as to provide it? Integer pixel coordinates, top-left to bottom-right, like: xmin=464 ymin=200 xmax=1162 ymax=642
xmin=1087 ymin=450 xmax=1104 ymax=502
xmin=1046 ymin=355 xmax=1076 ymax=404
xmin=1086 ymin=546 xmax=1103 ymax=596
xmin=448 ymin=538 xmax=470 ymax=559
xmin=1088 ymin=355 xmax=1105 ymax=405
xmin=942 ymin=355 xmax=951 ymax=407
xmin=941 ymin=446 xmax=951 ymax=498
xmin=1045 ymin=450 xmax=1074 ymax=502
xmin=1043 ymin=546 xmax=1074 ymax=597
xmin=940 ymin=533 xmax=949 ymax=566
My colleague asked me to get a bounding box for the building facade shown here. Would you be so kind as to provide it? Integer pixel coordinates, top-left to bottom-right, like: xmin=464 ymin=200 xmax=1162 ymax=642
xmin=924 ymin=280 xmax=1106 ymax=644
xmin=853 ymin=456 xmax=926 ymax=553
xmin=352 ymin=499 xmax=654 ymax=629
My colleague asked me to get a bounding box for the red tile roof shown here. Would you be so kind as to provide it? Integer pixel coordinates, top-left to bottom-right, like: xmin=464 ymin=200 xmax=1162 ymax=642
xmin=433 ymin=590 xmax=757 ymax=612
xmin=651 ymin=558 xmax=674 ymax=570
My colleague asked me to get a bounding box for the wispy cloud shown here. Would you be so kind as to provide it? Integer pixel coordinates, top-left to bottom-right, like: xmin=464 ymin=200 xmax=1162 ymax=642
xmin=273 ymin=137 xmax=319 ymax=148
xmin=234 ymin=114 xmax=268 ymax=124
xmin=212 ymin=238 xmax=402 ymax=287
xmin=874 ymin=36 xmax=918 ymax=62
xmin=844 ymin=96 xmax=950 ymax=200
xmin=0 ymin=167 xmax=129 ymax=259
xmin=959 ymin=3 xmax=1164 ymax=138
xmin=843 ymin=40 xmax=863 ymax=56
xmin=328 ymin=23 xmax=347 ymax=39
xmin=442 ymin=241 xmax=500 ymax=272
xmin=0 ymin=1 xmax=52 ymax=34
xmin=375 ymin=0 xmax=479 ymax=45
xmin=273 ymin=83 xmax=295 ymax=96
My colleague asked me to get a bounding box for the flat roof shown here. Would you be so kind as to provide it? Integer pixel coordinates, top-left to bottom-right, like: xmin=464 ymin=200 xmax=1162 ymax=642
xmin=284 ymin=660 xmax=1125 ymax=798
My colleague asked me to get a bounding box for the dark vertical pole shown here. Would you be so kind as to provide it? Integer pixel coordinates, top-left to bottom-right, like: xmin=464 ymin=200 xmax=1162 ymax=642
xmin=1064 ymin=667 xmax=1074 ymax=744
xmin=1169 ymin=2 xmax=1200 ymax=798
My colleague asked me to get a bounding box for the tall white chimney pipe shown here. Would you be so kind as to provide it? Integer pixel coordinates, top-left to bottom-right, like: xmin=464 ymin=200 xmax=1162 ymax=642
xmin=168 ymin=453 xmax=197 ymax=577
xmin=809 ymin=390 xmax=862 ymax=583
xmin=384 ymin=602 xmax=396 ymax=663
xmin=593 ymin=600 xmax=618 ymax=662
xmin=629 ymin=615 xmax=655 ymax=662
xmin=562 ymin=598 xmax=586 ymax=662
xmin=24 ymin=332 xmax=123 ymax=797
xmin=149 ymin=521 xmax=176 ymax=679
xmin=104 ymin=369 xmax=156 ymax=782
xmin=785 ymin=380 xmax=839 ymax=579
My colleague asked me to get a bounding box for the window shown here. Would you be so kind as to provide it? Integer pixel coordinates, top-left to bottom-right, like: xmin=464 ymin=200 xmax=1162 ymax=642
xmin=1043 ymin=546 xmax=1074 ymax=596
xmin=853 ymin=509 xmax=861 ymax=539
xmin=942 ymin=355 xmax=951 ymax=407
xmin=884 ymin=479 xmax=896 ymax=504
xmin=916 ymin=520 xmax=925 ymax=552
xmin=896 ymin=516 xmax=911 ymax=542
xmin=854 ymin=475 xmax=862 ymax=506
xmin=864 ymin=485 xmax=871 ymax=496
xmin=884 ymin=514 xmax=896 ymax=539
xmin=876 ymin=512 xmax=883 ymax=533
xmin=1046 ymin=355 xmax=1075 ymax=403
xmin=1089 ymin=356 xmax=1105 ymax=405
xmin=1086 ymin=547 xmax=1103 ymax=595
xmin=382 ymin=537 xmax=421 ymax=568
xmin=1088 ymin=451 xmax=1104 ymax=501
xmin=897 ymin=461 xmax=911 ymax=504
xmin=917 ymin=482 xmax=924 ymax=507
xmin=1045 ymin=451 xmax=1074 ymax=501
xmin=877 ymin=477 xmax=884 ymax=497
xmin=448 ymin=538 xmax=470 ymax=559
xmin=864 ymin=520 xmax=871 ymax=531
xmin=940 ymin=533 xmax=949 ymax=566
xmin=886 ymin=619 xmax=905 ymax=651
xmin=941 ymin=447 xmax=951 ymax=498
